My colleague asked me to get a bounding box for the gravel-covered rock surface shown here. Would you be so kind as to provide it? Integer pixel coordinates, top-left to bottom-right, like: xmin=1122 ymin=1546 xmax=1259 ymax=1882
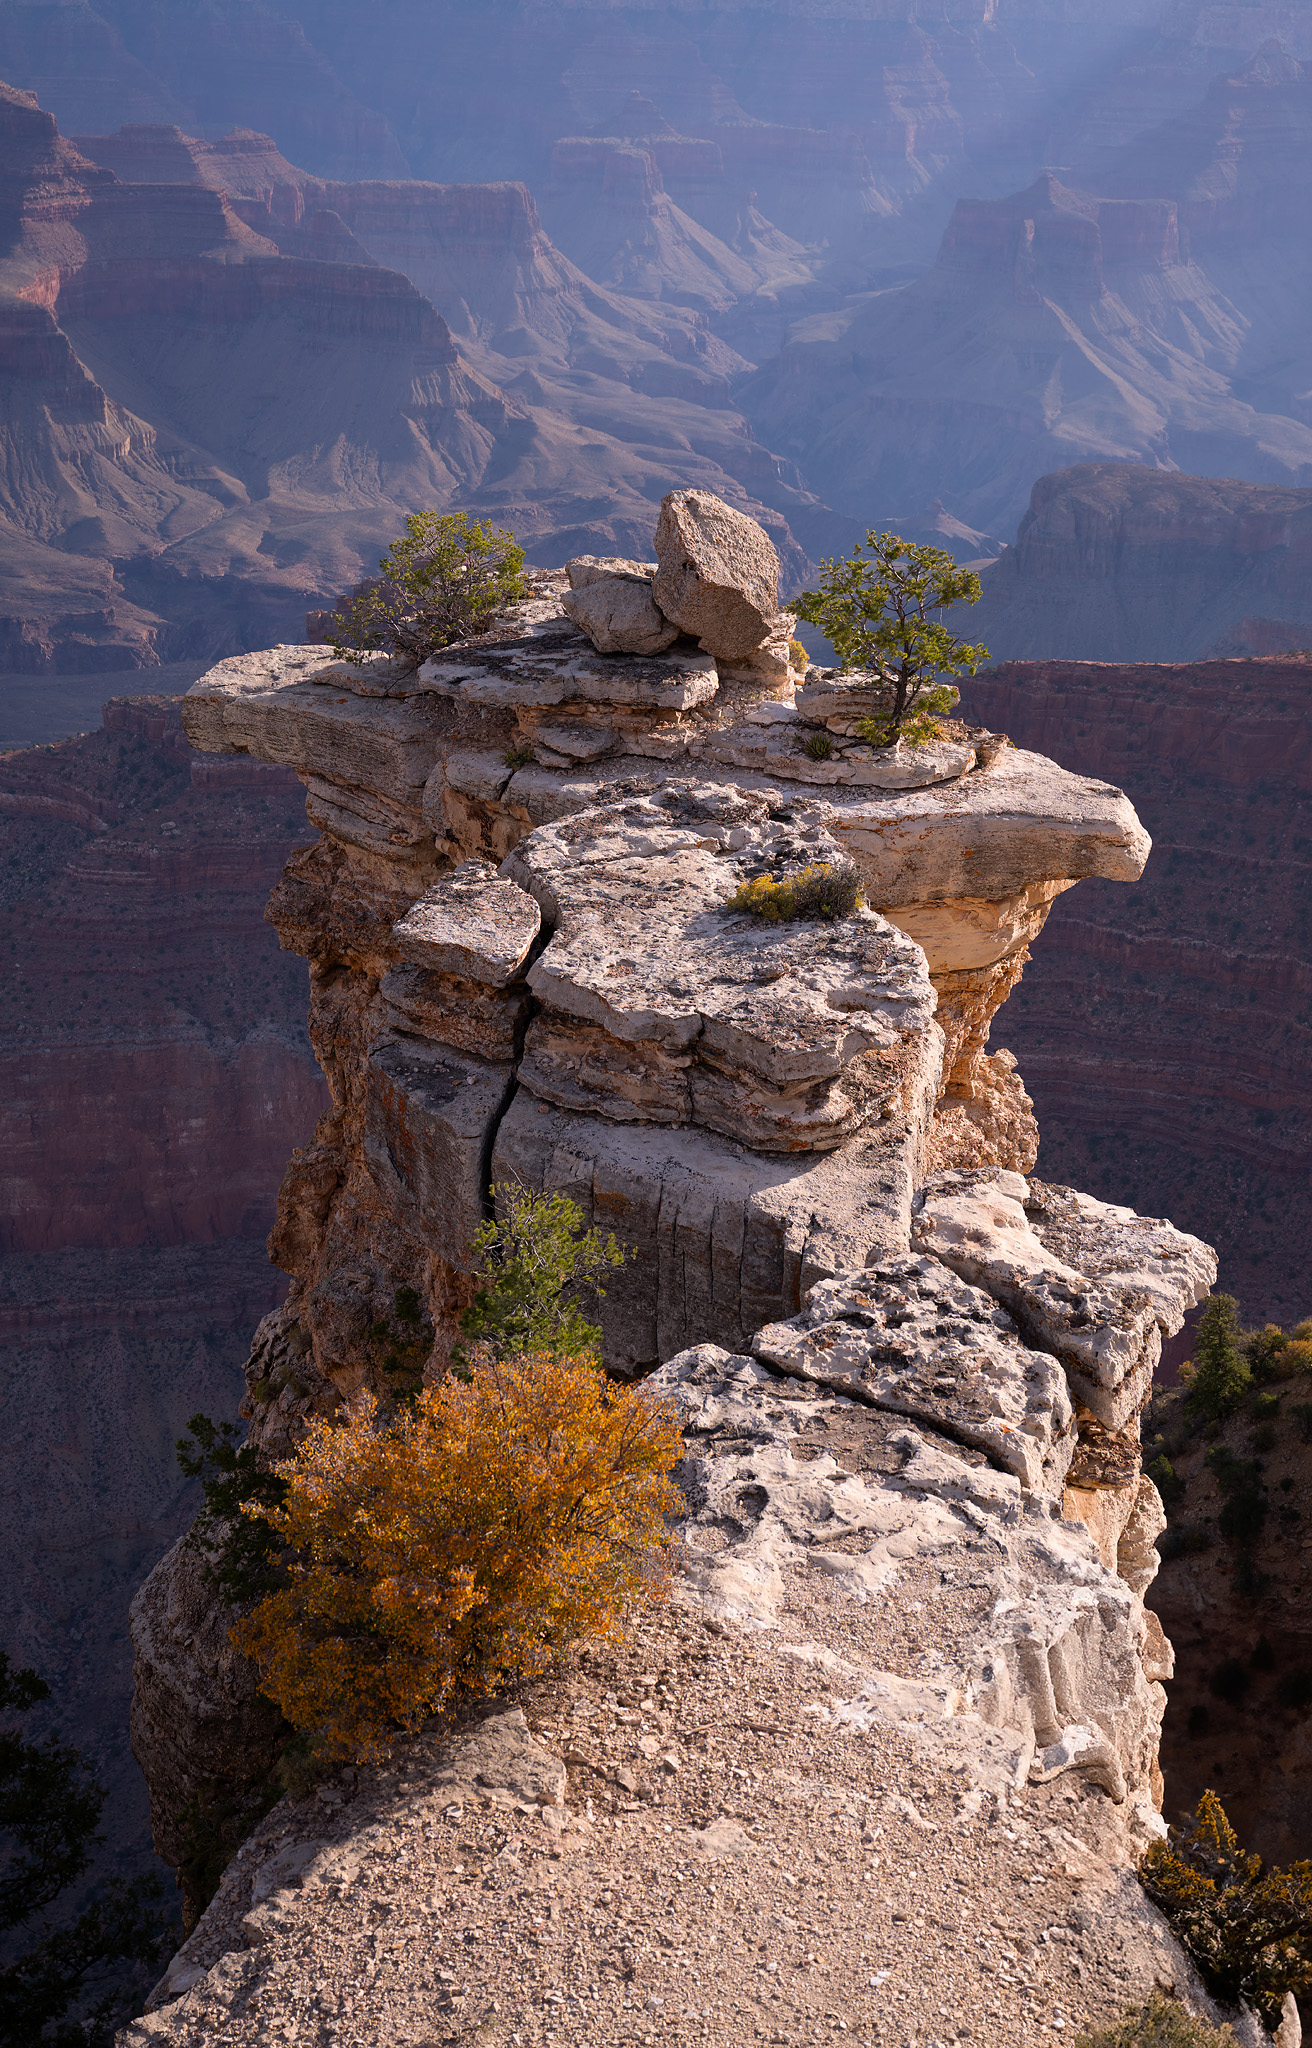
xmin=119 ymin=1601 xmax=1213 ymax=2048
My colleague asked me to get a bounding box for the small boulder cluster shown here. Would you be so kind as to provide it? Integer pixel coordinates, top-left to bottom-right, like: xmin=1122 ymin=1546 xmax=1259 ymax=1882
xmin=561 ymin=488 xmax=800 ymax=688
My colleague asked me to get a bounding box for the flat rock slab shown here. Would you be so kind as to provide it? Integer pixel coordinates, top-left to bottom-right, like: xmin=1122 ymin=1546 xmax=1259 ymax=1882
xmin=566 ymin=555 xmax=658 ymax=588
xmin=363 ymin=1036 xmax=515 ymax=1272
xmin=701 ymin=722 xmax=976 ymax=788
xmin=822 ymin=745 xmax=1152 ymax=908
xmin=751 ymin=1254 xmax=1076 ymax=1496
xmin=504 ymin=784 xmax=939 ymax=1154
xmin=392 ymin=860 xmax=540 ymax=985
xmin=490 ymin=1088 xmax=935 ymax=1371
xmin=655 ymin=1340 xmax=1161 ymax=1807
xmin=182 ymin=645 xmax=448 ymax=808
xmin=653 ymin=488 xmax=780 ymax=660
xmin=911 ymin=1169 xmax=1216 ymax=1430
xmin=418 ymin=637 xmax=718 ymax=713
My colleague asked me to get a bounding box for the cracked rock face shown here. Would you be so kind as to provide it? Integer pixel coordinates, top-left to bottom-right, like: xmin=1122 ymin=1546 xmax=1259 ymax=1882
xmin=751 ymin=1255 xmax=1075 ymax=1495
xmin=656 ymin=1339 xmax=1166 ymax=1813
xmin=911 ymin=1168 xmax=1217 ymax=1429
xmin=506 ymin=784 xmax=939 ymax=1153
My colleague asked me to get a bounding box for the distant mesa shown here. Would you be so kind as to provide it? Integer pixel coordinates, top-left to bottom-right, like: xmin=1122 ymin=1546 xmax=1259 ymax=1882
xmin=973 ymin=461 xmax=1312 ymax=662
xmin=741 ymin=165 xmax=1312 ymax=540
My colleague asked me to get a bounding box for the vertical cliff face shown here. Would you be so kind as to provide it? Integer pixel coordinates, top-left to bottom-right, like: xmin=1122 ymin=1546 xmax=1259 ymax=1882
xmin=0 ymin=696 xmax=328 ymax=1874
xmin=960 ymin=655 xmax=1312 ymax=1323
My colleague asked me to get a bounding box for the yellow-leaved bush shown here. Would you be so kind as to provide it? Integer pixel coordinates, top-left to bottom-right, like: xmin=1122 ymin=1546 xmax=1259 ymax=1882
xmin=231 ymin=1350 xmax=684 ymax=1761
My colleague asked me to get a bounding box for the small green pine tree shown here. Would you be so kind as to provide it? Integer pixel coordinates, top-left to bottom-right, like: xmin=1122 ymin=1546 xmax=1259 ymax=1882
xmin=457 ymin=1185 xmax=626 ymax=1366
xmin=1187 ymin=1296 xmax=1252 ymax=1423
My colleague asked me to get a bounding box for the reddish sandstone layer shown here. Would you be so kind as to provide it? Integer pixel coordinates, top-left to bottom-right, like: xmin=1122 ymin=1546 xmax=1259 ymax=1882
xmin=0 ymin=696 xmax=328 ymax=1875
xmin=961 ymin=656 xmax=1312 ymax=1325
xmin=0 ymin=698 xmax=328 ymax=1253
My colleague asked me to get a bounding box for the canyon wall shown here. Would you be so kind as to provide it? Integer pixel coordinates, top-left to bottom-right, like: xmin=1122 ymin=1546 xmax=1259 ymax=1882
xmin=960 ymin=654 xmax=1312 ymax=1325
xmin=0 ymin=697 xmax=327 ymax=1876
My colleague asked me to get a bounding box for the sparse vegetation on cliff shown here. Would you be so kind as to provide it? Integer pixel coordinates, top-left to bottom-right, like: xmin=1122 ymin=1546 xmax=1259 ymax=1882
xmin=788 ymin=531 xmax=986 ymax=745
xmin=231 ymin=1353 xmax=683 ymax=1761
xmin=177 ymin=1413 xmax=290 ymax=1604
xmin=0 ymin=1655 xmax=169 ymax=2046
xmin=328 ymin=512 xmax=526 ymax=666
xmin=727 ymin=861 xmax=865 ymax=923
xmin=456 ymin=1186 xmax=626 ymax=1367
xmin=1140 ymin=1789 xmax=1312 ymax=2023
xmin=1075 ymin=1996 xmax=1236 ymax=2048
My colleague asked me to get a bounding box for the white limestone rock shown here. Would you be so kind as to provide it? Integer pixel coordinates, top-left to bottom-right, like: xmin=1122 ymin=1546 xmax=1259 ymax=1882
xmin=418 ymin=636 xmax=717 ymax=713
xmin=654 ymin=1337 xmax=1166 ymax=1808
xmin=182 ymin=645 xmax=447 ymax=809
xmin=562 ymin=572 xmax=679 ymax=656
xmin=392 ymin=860 xmax=540 ymax=986
xmin=751 ymin=1254 xmax=1076 ymax=1496
xmin=653 ymin=489 xmax=781 ymax=660
xmin=823 ymin=745 xmax=1152 ymax=908
xmin=911 ymin=1168 xmax=1217 ymax=1429
xmin=504 ymin=784 xmax=940 ymax=1154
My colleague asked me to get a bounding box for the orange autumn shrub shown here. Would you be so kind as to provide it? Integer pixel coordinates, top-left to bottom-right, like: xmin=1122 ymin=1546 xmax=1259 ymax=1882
xmin=231 ymin=1350 xmax=683 ymax=1760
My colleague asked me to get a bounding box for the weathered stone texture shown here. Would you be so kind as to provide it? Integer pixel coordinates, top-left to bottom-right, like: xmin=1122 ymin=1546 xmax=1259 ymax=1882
xmin=652 ymin=487 xmax=781 ymax=659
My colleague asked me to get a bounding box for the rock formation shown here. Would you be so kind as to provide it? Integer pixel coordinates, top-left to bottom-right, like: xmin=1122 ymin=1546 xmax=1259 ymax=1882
xmin=741 ymin=174 xmax=1312 ymax=543
xmin=973 ymin=463 xmax=1312 ymax=663
xmin=0 ymin=82 xmax=849 ymax=677
xmin=109 ymin=490 xmax=1241 ymax=2043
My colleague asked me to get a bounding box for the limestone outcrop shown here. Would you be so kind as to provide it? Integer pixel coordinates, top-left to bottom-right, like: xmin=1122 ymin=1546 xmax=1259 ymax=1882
xmin=119 ymin=489 xmax=1225 ymax=2044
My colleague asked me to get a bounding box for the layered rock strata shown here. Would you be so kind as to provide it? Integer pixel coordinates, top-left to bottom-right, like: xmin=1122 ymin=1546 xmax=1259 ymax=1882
xmin=123 ymin=495 xmax=1219 ymax=2036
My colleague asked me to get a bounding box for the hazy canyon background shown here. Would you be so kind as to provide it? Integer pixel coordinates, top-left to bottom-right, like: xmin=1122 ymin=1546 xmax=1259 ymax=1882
xmin=1 ymin=0 xmax=1310 ymax=1897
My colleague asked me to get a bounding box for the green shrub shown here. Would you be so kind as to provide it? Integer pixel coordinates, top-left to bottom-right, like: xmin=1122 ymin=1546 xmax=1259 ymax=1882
xmin=727 ymin=862 xmax=865 ymax=924
xmin=1140 ymin=1790 xmax=1312 ymax=2023
xmin=456 ymin=1185 xmax=626 ymax=1368
xmin=504 ymin=743 xmax=534 ymax=769
xmin=1253 ymin=1390 xmax=1282 ymax=1418
xmin=1148 ymin=1453 xmax=1186 ymax=1508
xmin=1293 ymin=1402 xmax=1312 ymax=1444
xmin=803 ymin=730 xmax=834 ymax=760
xmin=1074 ymin=1993 xmax=1235 ymax=2048
xmin=788 ymin=638 xmax=809 ymax=669
xmin=788 ymin=530 xmax=986 ymax=746
xmin=328 ymin=511 xmax=525 ymax=666
xmin=177 ymin=1413 xmax=290 ymax=1603
xmin=1252 ymin=1421 xmax=1279 ymax=1454
xmin=1187 ymin=1297 xmax=1252 ymax=1423
xmin=1159 ymin=1522 xmax=1214 ymax=1561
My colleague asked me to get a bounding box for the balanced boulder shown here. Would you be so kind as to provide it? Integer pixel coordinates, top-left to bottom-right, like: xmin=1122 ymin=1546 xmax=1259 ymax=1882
xmin=653 ymin=489 xmax=781 ymax=660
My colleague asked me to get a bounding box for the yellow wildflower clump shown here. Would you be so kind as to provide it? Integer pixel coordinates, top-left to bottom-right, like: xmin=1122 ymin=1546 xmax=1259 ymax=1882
xmin=232 ymin=1350 xmax=683 ymax=1761
xmin=726 ymin=861 xmax=865 ymax=924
